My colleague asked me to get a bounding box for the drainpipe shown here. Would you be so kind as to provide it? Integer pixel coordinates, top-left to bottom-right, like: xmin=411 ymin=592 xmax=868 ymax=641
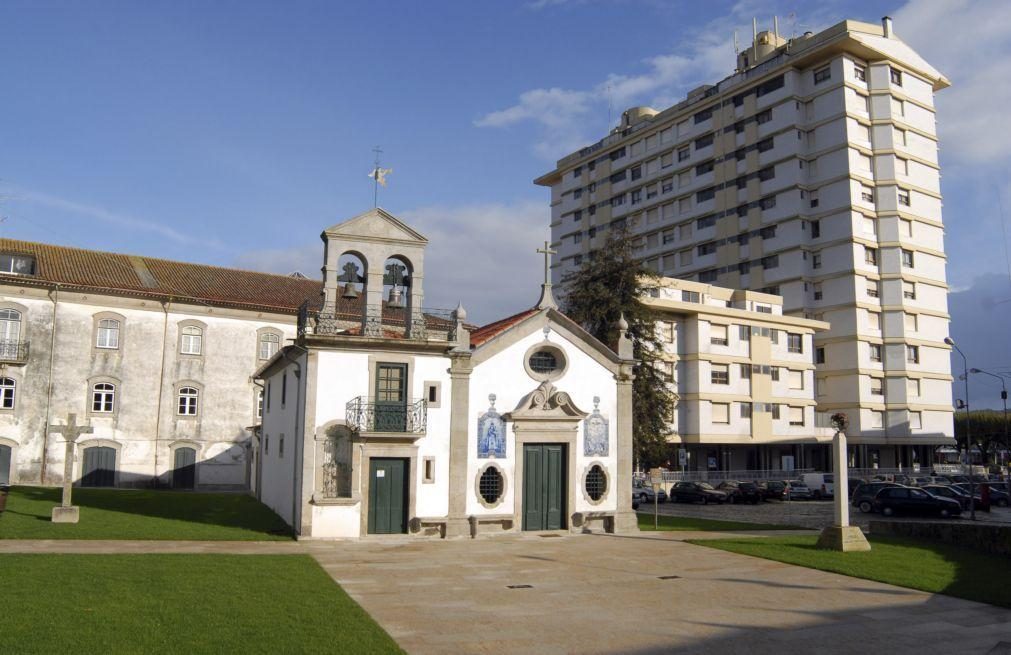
xmin=152 ymin=299 xmax=170 ymax=488
xmin=280 ymin=346 xmax=305 ymax=534
xmin=40 ymin=283 xmax=60 ymax=485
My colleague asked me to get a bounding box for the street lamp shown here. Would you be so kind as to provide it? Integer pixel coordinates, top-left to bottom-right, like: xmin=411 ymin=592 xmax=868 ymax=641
xmin=970 ymin=367 xmax=1009 ymax=469
xmin=945 ymin=336 xmax=975 ymax=520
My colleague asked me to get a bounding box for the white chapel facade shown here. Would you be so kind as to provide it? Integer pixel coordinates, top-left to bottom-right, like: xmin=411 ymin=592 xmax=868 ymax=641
xmin=255 ymin=208 xmax=638 ymax=538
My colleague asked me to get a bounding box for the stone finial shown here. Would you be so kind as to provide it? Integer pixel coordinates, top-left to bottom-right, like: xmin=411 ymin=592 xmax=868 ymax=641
xmin=617 ymin=314 xmax=633 ymax=360
xmin=453 ymin=302 xmax=467 ymax=321
xmin=617 ymin=313 xmax=629 ymax=331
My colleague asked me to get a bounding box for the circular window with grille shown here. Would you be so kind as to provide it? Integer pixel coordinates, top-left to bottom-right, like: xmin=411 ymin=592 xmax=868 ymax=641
xmin=583 ymin=464 xmax=608 ymax=504
xmin=523 ymin=343 xmax=568 ymax=382
xmin=476 ymin=464 xmax=506 ymax=508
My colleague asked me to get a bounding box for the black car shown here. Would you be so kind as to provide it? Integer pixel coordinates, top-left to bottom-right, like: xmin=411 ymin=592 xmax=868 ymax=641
xmin=761 ymin=480 xmax=786 ymax=501
xmin=952 ymin=483 xmax=1010 ymax=508
xmin=872 ymin=486 xmax=961 ymax=518
xmin=852 ymin=481 xmax=900 ymax=513
xmin=669 ymin=481 xmax=729 ymax=504
xmin=921 ymin=484 xmax=973 ymax=510
xmin=717 ymin=480 xmax=763 ymax=504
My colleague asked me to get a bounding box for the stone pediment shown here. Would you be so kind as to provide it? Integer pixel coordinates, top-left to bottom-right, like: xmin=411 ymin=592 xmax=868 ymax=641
xmin=504 ymin=381 xmax=588 ymax=422
xmin=322 ymin=207 xmax=428 ymax=245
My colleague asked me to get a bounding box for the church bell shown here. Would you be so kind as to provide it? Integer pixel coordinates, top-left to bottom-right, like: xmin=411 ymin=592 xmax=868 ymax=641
xmin=341 ymin=282 xmax=359 ymax=299
xmin=387 ymin=285 xmax=405 ymax=308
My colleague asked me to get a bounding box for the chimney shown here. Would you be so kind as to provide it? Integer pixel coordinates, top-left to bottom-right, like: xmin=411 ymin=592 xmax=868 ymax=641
xmin=882 ymin=16 xmax=893 ymax=38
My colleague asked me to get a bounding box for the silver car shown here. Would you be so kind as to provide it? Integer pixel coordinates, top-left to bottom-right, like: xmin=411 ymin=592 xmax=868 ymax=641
xmin=632 ymin=481 xmax=667 ymax=504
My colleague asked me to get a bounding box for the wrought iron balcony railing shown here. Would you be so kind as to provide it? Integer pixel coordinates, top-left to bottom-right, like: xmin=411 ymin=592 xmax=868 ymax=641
xmin=345 ymin=396 xmax=427 ymax=434
xmin=0 ymin=339 xmax=29 ymax=364
xmin=298 ymin=300 xmax=457 ymax=342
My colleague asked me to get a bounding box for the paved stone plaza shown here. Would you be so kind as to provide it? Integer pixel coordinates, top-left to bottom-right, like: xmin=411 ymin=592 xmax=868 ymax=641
xmin=6 ymin=531 xmax=1011 ymax=654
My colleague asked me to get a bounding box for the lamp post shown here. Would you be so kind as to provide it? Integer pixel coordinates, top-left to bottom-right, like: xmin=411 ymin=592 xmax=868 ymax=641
xmin=945 ymin=337 xmax=974 ymax=520
xmin=970 ymin=367 xmax=1009 ymax=469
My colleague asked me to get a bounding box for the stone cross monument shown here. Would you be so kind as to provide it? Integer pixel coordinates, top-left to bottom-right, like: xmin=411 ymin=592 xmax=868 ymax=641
xmin=816 ymin=413 xmax=871 ymax=551
xmin=48 ymin=413 xmax=93 ymax=524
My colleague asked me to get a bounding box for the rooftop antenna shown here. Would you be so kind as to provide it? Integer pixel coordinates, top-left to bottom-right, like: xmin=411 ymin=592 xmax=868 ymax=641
xmin=774 ymin=15 xmax=779 ymax=40
xmin=734 ymin=30 xmax=739 ymax=55
xmin=752 ymin=17 xmax=758 ymax=61
xmin=367 ymin=146 xmax=392 ymax=208
xmin=787 ymin=12 xmax=797 ymax=39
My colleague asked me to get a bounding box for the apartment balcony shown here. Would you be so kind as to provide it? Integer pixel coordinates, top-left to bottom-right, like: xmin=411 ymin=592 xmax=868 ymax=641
xmin=346 ymin=397 xmax=427 ymax=438
xmin=0 ymin=340 xmax=29 ymax=365
xmin=298 ymin=300 xmax=458 ymax=342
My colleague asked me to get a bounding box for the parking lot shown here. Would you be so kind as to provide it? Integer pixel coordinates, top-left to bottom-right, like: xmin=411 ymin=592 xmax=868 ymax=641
xmin=643 ymin=497 xmax=1011 ymax=530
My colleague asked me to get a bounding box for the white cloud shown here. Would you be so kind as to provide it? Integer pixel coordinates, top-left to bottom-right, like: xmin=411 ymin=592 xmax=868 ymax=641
xmin=234 ymin=200 xmax=549 ymax=324
xmin=891 ymin=0 xmax=1011 ymax=165
xmin=11 ymin=188 xmax=212 ymax=246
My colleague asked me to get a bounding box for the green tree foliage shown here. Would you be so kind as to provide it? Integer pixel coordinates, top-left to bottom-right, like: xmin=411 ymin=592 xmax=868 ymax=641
xmin=560 ymin=229 xmax=676 ymax=467
xmin=953 ymin=410 xmax=1011 ymax=461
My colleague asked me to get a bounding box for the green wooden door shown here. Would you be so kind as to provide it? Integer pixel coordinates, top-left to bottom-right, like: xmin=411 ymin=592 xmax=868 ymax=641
xmin=82 ymin=446 xmax=116 ymax=487
xmin=523 ymin=444 xmax=567 ymax=530
xmin=374 ymin=363 xmax=407 ymax=432
xmin=367 ymin=458 xmax=408 ymax=534
xmin=0 ymin=444 xmax=10 ymax=486
xmin=172 ymin=447 xmax=197 ymax=489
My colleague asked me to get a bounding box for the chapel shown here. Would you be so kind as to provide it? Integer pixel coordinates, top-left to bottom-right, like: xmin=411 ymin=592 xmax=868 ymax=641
xmin=255 ymin=208 xmax=637 ymax=538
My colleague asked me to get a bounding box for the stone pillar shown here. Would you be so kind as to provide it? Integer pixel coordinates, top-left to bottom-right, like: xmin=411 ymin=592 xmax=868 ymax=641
xmin=612 ymin=315 xmax=639 ymax=533
xmin=817 ymin=427 xmax=870 ymax=551
xmin=364 ymin=266 xmax=385 ymax=336
xmin=445 ymin=351 xmax=473 ymax=538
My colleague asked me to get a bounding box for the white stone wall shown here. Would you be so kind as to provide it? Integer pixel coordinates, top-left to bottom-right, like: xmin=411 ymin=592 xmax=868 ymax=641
xmin=258 ymin=353 xmax=305 ymax=526
xmin=0 ymin=284 xmax=295 ymax=488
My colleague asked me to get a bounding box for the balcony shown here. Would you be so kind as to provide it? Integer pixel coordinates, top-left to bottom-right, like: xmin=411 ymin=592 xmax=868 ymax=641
xmin=0 ymin=340 xmax=29 ymax=365
xmin=346 ymin=397 xmax=427 ymax=436
xmin=298 ymin=300 xmax=457 ymax=342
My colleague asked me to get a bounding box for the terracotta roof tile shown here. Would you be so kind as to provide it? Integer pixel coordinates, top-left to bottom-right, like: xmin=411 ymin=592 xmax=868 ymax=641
xmin=469 ymin=308 xmax=540 ymax=347
xmin=0 ymin=238 xmax=322 ymax=314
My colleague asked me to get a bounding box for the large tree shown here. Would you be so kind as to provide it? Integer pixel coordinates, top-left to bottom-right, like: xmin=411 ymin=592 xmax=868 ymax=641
xmin=561 ymin=228 xmax=677 ymax=468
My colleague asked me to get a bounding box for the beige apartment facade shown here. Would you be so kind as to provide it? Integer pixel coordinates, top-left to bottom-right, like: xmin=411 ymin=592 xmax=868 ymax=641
xmin=645 ymin=278 xmax=833 ymax=472
xmin=537 ymin=17 xmax=955 ymax=469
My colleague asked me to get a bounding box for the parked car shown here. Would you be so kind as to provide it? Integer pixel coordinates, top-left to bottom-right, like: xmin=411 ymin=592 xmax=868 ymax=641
xmin=872 ymin=486 xmax=962 ymax=518
xmin=717 ymin=480 xmax=763 ymax=504
xmin=801 ymin=473 xmax=834 ymax=499
xmin=852 ymin=481 xmax=900 ymax=513
xmin=669 ymin=481 xmax=728 ymax=505
xmin=953 ymin=483 xmax=1010 ymax=508
xmin=921 ymin=484 xmax=973 ymax=510
xmin=632 ymin=481 xmax=667 ymax=504
xmin=762 ymin=480 xmax=788 ymax=501
xmin=783 ymin=480 xmax=813 ymax=500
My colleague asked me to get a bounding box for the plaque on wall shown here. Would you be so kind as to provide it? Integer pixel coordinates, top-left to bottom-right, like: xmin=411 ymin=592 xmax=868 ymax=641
xmin=477 ymin=394 xmax=506 ymax=459
xmin=583 ymin=396 xmax=609 ymax=457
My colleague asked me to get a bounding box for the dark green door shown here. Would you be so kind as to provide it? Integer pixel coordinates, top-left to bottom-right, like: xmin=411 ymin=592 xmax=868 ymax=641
xmin=523 ymin=444 xmax=567 ymax=530
xmin=374 ymin=363 xmax=407 ymax=432
xmin=367 ymin=458 xmax=408 ymax=534
xmin=82 ymin=446 xmax=116 ymax=487
xmin=172 ymin=447 xmax=196 ymax=489
xmin=0 ymin=444 xmax=10 ymax=486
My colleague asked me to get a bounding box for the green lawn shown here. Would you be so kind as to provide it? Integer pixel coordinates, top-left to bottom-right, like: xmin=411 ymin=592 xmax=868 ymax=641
xmin=0 ymin=486 xmax=292 ymax=540
xmin=637 ymin=511 xmax=802 ymax=532
xmin=0 ymin=554 xmax=401 ymax=654
xmin=690 ymin=534 xmax=1011 ymax=609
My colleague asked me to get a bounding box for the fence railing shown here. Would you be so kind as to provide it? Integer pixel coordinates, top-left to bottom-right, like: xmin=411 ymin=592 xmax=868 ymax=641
xmin=345 ymin=397 xmax=427 ymax=434
xmin=0 ymin=339 xmax=29 ymax=364
xmin=636 ymin=468 xmax=817 ymax=484
xmin=298 ymin=300 xmax=456 ymax=341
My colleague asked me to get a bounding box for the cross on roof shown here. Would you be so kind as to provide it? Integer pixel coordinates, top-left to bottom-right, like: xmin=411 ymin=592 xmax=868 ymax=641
xmin=48 ymin=413 xmax=93 ymax=443
xmin=536 ymin=241 xmax=557 ymax=286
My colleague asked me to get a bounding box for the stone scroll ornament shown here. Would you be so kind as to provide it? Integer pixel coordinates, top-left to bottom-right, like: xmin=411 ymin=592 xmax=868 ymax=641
xmin=477 ymin=394 xmax=507 ymax=459
xmin=583 ymin=396 xmax=609 ymax=457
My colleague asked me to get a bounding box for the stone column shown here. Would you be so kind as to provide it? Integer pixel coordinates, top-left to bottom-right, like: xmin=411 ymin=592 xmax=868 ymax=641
xmin=612 ymin=315 xmax=639 ymax=533
xmin=444 ymin=350 xmax=473 ymax=538
xmin=817 ymin=424 xmax=870 ymax=551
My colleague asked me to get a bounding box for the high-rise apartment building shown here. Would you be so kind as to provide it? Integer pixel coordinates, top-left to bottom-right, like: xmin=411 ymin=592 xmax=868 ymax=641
xmin=536 ymin=17 xmax=955 ymax=468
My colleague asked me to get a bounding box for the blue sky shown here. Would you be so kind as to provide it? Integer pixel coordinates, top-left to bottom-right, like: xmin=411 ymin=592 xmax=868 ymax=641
xmin=3 ymin=0 xmax=1011 ymax=407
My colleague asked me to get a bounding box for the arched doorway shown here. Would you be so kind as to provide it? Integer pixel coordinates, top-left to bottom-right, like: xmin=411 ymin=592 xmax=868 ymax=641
xmin=172 ymin=447 xmax=197 ymax=489
xmin=81 ymin=446 xmax=116 ymax=487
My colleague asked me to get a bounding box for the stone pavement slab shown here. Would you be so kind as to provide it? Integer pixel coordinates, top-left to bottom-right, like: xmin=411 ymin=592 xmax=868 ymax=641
xmin=303 ymin=532 xmax=1011 ymax=655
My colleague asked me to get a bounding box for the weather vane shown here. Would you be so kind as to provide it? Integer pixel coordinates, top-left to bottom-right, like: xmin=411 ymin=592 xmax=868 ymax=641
xmin=368 ymin=146 xmax=392 ymax=208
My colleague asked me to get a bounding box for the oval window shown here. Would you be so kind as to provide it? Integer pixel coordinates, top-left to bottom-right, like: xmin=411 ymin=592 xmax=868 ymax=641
xmin=479 ymin=466 xmax=504 ymax=505
xmin=529 ymin=350 xmax=558 ymax=373
xmin=585 ymin=464 xmax=607 ymax=502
